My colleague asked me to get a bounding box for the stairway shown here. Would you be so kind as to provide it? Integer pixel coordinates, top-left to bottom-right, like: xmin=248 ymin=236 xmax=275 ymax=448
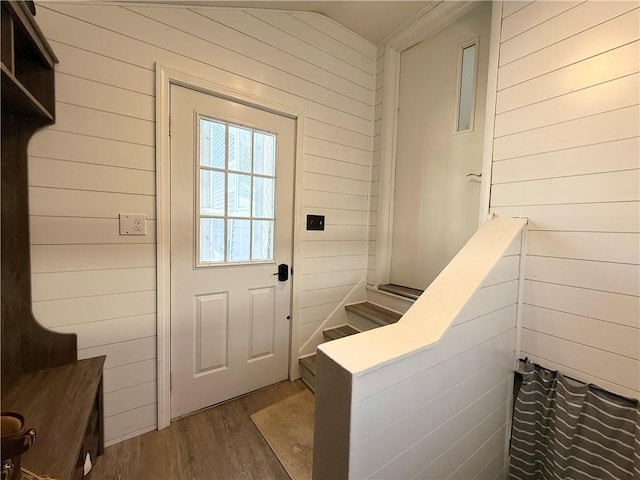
xmin=299 ymin=325 xmax=358 ymax=391
xmin=298 ymin=297 xmax=407 ymax=392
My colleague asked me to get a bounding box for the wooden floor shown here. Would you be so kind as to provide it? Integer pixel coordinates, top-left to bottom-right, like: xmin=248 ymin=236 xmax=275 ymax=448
xmin=91 ymin=380 xmax=308 ymax=480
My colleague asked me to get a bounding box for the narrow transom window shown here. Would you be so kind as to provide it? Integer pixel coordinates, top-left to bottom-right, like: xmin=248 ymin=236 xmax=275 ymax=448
xmin=455 ymin=40 xmax=478 ymax=133
xmin=197 ymin=116 xmax=276 ymax=265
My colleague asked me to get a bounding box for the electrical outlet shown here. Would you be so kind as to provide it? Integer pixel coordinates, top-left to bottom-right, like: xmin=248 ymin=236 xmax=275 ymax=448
xmin=119 ymin=214 xmax=147 ymax=235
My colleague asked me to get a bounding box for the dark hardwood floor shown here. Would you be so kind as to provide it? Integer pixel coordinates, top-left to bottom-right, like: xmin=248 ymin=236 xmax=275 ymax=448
xmin=90 ymin=380 xmax=308 ymax=479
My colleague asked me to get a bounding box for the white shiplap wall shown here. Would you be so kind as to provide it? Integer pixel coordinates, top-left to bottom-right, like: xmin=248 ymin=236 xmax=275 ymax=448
xmin=490 ymin=0 xmax=640 ymax=399
xmin=314 ymin=218 xmax=526 ymax=479
xmin=30 ymin=2 xmax=374 ymax=444
xmin=349 ymin=248 xmax=522 ymax=479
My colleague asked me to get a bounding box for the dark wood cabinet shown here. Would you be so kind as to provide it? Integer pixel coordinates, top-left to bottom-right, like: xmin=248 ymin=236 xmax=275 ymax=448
xmin=1 ymin=2 xmax=105 ymax=478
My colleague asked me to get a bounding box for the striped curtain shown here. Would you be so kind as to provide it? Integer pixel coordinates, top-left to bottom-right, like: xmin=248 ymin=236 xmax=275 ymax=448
xmin=509 ymin=362 xmax=639 ymax=480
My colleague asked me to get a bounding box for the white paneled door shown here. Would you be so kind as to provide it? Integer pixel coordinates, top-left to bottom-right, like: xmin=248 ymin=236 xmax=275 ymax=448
xmin=170 ymin=85 xmax=295 ymax=419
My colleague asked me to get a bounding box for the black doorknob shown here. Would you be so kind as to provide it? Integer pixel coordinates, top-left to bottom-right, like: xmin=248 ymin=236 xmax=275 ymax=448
xmin=272 ymin=263 xmax=289 ymax=281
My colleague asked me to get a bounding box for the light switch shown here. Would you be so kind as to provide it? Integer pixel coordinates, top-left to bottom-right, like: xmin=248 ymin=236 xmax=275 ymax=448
xmin=119 ymin=214 xmax=147 ymax=235
xmin=306 ymin=214 xmax=325 ymax=231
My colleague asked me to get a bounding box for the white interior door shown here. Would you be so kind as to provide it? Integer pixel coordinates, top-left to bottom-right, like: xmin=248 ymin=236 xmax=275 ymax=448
xmin=170 ymin=85 xmax=295 ymax=419
xmin=390 ymin=2 xmax=491 ymax=290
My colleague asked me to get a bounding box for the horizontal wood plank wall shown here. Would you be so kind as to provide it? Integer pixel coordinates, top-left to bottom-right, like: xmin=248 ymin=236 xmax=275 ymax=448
xmin=30 ymin=3 xmax=374 ymax=445
xmin=491 ymin=0 xmax=640 ymax=399
xmin=349 ymin=241 xmax=521 ymax=479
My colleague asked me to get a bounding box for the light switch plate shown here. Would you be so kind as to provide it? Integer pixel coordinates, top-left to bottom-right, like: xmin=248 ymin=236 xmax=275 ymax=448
xmin=119 ymin=213 xmax=147 ymax=235
xmin=306 ymin=214 xmax=325 ymax=231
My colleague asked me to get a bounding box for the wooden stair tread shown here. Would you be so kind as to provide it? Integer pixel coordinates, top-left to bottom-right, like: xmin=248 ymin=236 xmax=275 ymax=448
xmin=378 ymin=283 xmax=423 ymax=300
xmin=299 ymin=354 xmax=317 ymax=392
xmin=345 ymin=302 xmax=402 ymax=326
xmin=323 ymin=325 xmax=359 ymax=341
xmin=299 ymin=354 xmax=316 ymax=376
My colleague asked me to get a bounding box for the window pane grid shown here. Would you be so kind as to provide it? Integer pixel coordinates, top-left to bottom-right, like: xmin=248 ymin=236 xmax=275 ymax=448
xmin=197 ymin=117 xmax=276 ymax=265
xmin=199 ymin=165 xmax=275 ymax=179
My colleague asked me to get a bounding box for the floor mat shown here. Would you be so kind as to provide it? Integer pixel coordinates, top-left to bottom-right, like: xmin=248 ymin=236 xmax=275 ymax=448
xmin=250 ymin=389 xmax=314 ymax=480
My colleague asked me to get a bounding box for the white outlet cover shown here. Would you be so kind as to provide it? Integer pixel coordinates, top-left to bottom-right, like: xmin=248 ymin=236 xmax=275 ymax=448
xmin=119 ymin=214 xmax=147 ymax=235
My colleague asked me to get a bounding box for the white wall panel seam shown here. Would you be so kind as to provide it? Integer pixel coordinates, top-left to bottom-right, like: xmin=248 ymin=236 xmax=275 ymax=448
xmin=48 ymin=312 xmax=157 ymax=330
xmin=49 ymin=39 xmax=155 ymax=74
xmin=518 ymin=352 xmax=639 ymax=398
xmin=304 ymin=153 xmax=371 ymax=168
xmin=105 ymin=406 xmax=156 ymax=421
xmin=502 ymin=1 xmax=534 ymax=20
xmin=104 ymin=425 xmax=156 ymax=447
xmin=497 ymin=39 xmax=640 ymax=92
xmin=525 ymin=278 xmax=639 ymax=297
xmin=30 ymin=155 xmax=155 ymax=173
xmin=493 ymin=134 xmax=640 ymax=163
xmin=305 ymin=117 xmax=373 ymax=140
xmin=522 ymin=277 xmax=639 ymax=296
xmin=498 ymin=6 xmax=640 ymax=68
xmin=454 ymin=303 xmax=518 ymax=327
xmin=103 ymin=356 xmax=157 ymax=373
xmin=521 ymin=326 xmax=639 ymax=360
xmin=246 ymin=10 xmax=373 ymax=68
xmin=304 ymin=135 xmax=371 ymax=152
xmin=57 ymin=71 xmax=154 ymax=97
xmin=55 ymin=100 xmax=155 ymax=124
xmin=493 ymin=167 xmax=640 ymax=186
xmin=46 ymin=127 xmax=154 ymax=148
xmin=497 ymin=71 xmax=640 ymax=116
xmin=526 ymin=253 xmax=639 ymax=267
xmin=27 ymin=184 xmax=155 ymax=197
xmin=78 ymin=335 xmax=156 ymax=351
xmin=33 ymin=289 xmax=155 ymax=303
xmin=188 ymin=8 xmax=372 ymax=87
xmin=500 ymin=1 xmax=586 ymax=43
xmin=236 ymin=10 xmax=373 ymax=82
xmin=494 ymin=104 xmax=640 ymax=140
xmin=523 ymin=302 xmax=639 ymax=326
xmin=288 ymin=12 xmax=374 ymax=60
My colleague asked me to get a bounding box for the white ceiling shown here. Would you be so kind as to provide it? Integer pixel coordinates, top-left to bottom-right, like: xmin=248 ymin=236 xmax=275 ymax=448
xmin=163 ymin=1 xmax=433 ymax=44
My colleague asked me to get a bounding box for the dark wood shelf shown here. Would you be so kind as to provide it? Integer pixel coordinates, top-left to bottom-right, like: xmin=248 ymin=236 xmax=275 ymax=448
xmin=1 ymin=63 xmax=53 ymax=120
xmin=2 ymin=1 xmax=56 ymax=69
xmin=1 ymin=1 xmax=56 ymax=121
xmin=1 ymin=357 xmax=106 ymax=480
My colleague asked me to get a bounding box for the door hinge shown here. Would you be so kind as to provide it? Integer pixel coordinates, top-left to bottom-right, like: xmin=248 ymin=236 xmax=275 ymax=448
xmin=168 ymin=116 xmax=172 ymax=137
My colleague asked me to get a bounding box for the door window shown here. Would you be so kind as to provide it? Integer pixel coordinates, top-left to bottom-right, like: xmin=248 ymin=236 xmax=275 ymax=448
xmin=455 ymin=40 xmax=478 ymax=133
xmin=198 ymin=117 xmax=276 ymax=264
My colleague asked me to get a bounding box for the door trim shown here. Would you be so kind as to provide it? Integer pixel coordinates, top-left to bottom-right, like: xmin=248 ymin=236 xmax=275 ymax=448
xmin=373 ymin=1 xmax=503 ymax=286
xmin=155 ymin=64 xmax=305 ymax=429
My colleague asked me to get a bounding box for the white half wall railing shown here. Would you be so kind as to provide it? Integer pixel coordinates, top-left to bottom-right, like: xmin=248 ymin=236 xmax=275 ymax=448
xmin=313 ymin=216 xmax=528 ymax=479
